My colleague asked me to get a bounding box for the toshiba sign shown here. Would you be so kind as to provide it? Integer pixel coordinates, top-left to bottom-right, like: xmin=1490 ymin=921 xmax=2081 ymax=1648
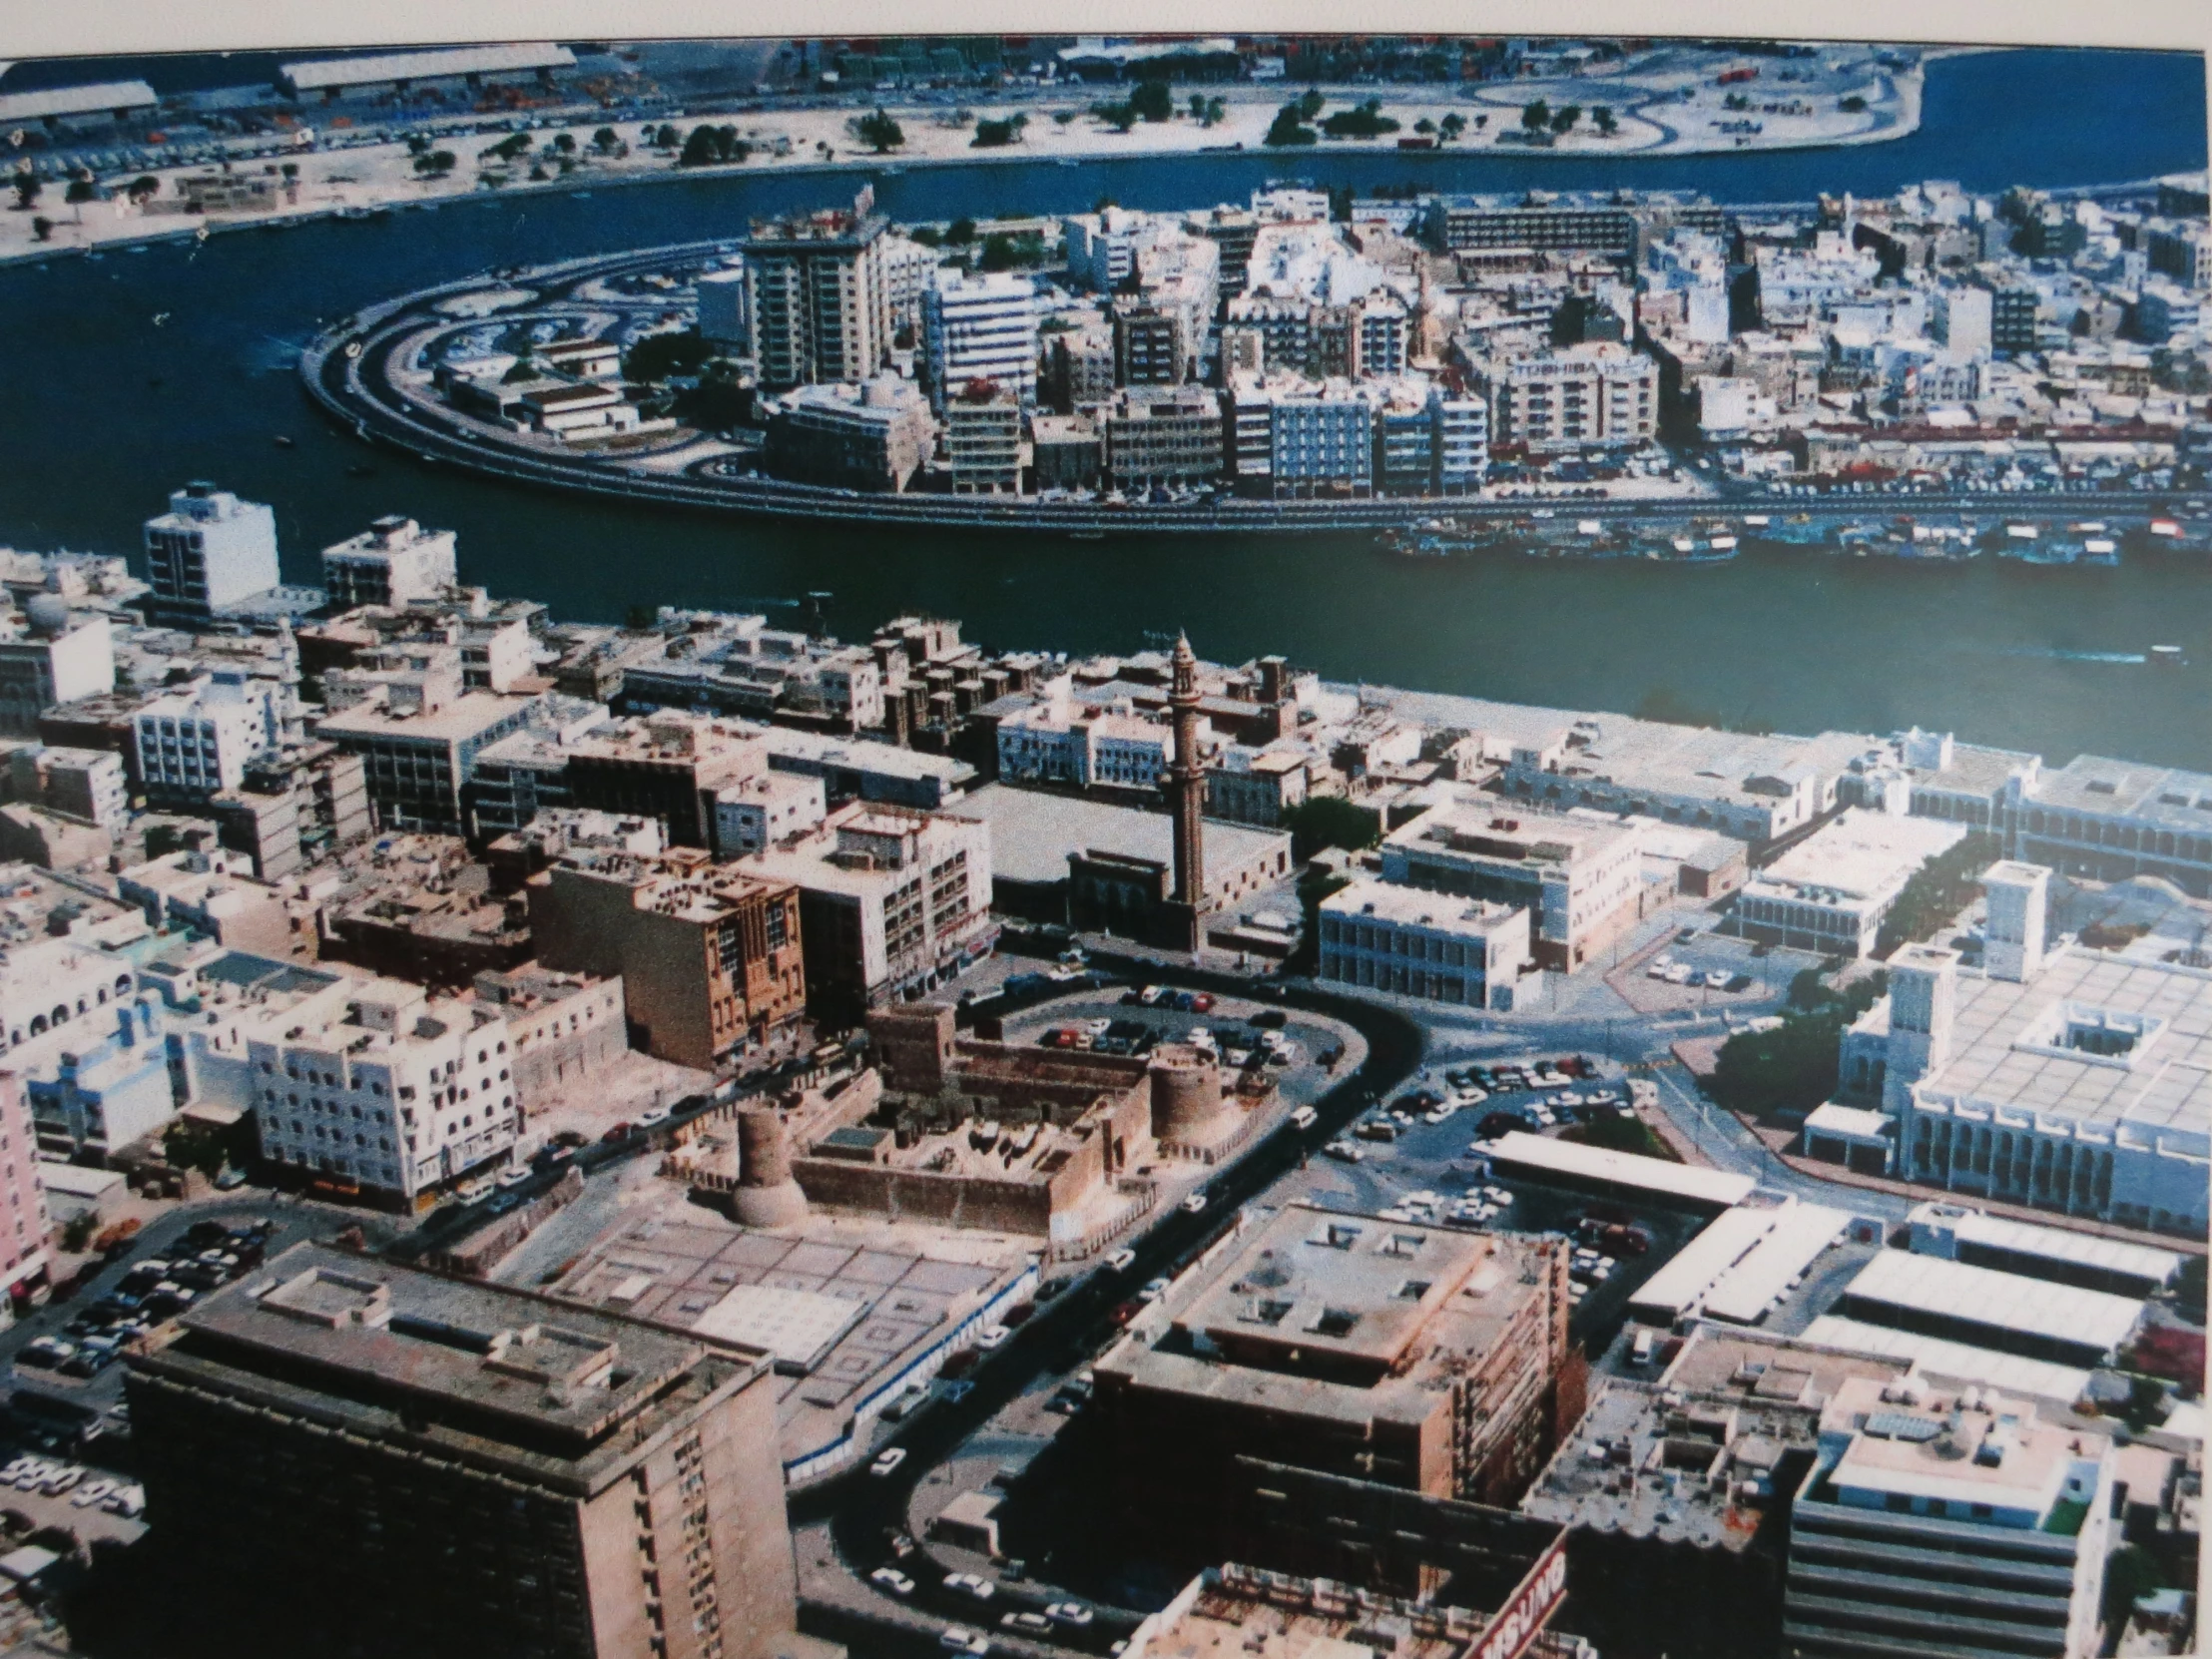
xmin=1466 ymin=1535 xmax=1568 ymax=1659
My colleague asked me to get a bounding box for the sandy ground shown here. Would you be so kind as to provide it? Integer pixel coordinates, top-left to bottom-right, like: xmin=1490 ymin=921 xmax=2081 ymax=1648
xmin=0 ymin=58 xmax=1929 ymax=266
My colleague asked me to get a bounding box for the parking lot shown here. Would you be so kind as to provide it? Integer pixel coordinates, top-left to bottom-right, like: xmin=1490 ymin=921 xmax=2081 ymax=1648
xmin=1611 ymin=923 xmax=1823 ymax=1017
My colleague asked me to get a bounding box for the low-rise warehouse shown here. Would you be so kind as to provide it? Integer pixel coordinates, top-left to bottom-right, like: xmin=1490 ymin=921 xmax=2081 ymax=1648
xmin=1833 ymin=1249 xmax=2144 ymax=1370
xmin=1905 ymin=1202 xmax=2185 ymax=1299
xmin=1481 ymin=1131 xmax=1757 ymax=1216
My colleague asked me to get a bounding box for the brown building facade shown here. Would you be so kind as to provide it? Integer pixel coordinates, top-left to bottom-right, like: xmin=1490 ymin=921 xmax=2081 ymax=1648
xmin=1094 ymin=1202 xmax=1580 ymax=1572
xmin=528 ymin=850 xmax=805 ymax=1070
xmin=124 ymin=1242 xmax=800 ymax=1659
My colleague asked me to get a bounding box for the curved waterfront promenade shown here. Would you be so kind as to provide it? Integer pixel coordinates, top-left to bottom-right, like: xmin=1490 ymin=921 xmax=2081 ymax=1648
xmin=303 ymin=239 xmax=2201 ymax=538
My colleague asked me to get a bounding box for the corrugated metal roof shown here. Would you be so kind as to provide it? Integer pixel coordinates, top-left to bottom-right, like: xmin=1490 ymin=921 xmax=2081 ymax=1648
xmin=280 ymin=44 xmax=574 ymax=93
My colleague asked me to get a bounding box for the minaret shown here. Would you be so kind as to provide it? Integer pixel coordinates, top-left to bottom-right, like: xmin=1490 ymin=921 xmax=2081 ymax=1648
xmin=1165 ymin=632 xmax=1207 ymax=953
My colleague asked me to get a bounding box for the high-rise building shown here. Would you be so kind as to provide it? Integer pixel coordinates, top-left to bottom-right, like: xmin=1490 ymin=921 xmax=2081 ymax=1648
xmin=132 ymin=671 xmax=285 ymax=807
xmin=738 ymin=203 xmax=890 ymax=389
xmin=1474 ymin=344 xmax=1658 ymax=452
xmin=142 ymin=482 xmax=282 ymax=617
xmin=126 ymin=1241 xmax=801 ymax=1659
xmin=921 ymin=270 xmax=1037 ymax=409
xmin=941 ymin=384 xmax=1024 ymax=495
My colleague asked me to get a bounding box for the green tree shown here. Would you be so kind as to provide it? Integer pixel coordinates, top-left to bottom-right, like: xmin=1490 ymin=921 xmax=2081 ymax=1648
xmin=1521 ymin=99 xmax=1551 ymax=133
xmin=1265 ymin=104 xmax=1318 ymax=147
xmin=1593 ymin=105 xmax=1618 ymax=135
xmin=553 ymin=132 xmax=577 ymax=155
xmin=1201 ymin=97 xmax=1227 ymax=127
xmin=12 ymin=175 xmax=40 ymax=212
xmin=406 ymin=132 xmax=431 ymax=156
xmin=64 ymin=178 xmax=97 ymax=223
xmin=1708 ymin=969 xmax=1889 ymax=1122
xmin=623 ymin=330 xmax=716 ymax=382
xmin=971 ymin=115 xmax=1026 ymax=148
xmin=1549 ymin=104 xmax=1582 ymax=135
xmin=1874 ymin=832 xmax=2002 ymax=956
xmin=593 ymin=126 xmax=620 ymax=152
xmin=1092 ymin=100 xmax=1138 ymax=133
xmin=1414 ymin=117 xmax=1436 ymax=135
xmin=909 ymin=225 xmax=943 ymax=248
xmin=1297 ymin=87 xmax=1326 ymax=120
xmin=126 ymin=174 xmax=161 ymax=204
xmin=945 ymin=217 xmax=977 ymax=245
xmin=853 ymin=108 xmax=906 ymax=153
xmin=30 ymin=216 xmax=52 ymax=243
xmin=1130 ymin=78 xmax=1174 ymax=124
xmin=2102 ymin=1545 xmax=2164 ymax=1638
xmin=679 ymin=126 xmax=748 ymax=167
xmin=1287 ymin=868 xmax=1351 ymax=975
xmin=978 ymin=233 xmax=1019 ymax=271
xmin=1438 ymin=112 xmax=1466 ymax=141
xmin=1322 ymin=100 xmax=1399 ymax=139
xmin=1282 ymin=798 xmax=1382 ymax=861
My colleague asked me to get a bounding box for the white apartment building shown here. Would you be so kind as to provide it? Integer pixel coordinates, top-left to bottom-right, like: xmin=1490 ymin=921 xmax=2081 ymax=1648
xmin=995 ymin=695 xmax=1178 ymax=791
xmin=1752 ymin=234 xmax=1884 ymax=327
xmin=1476 ymin=343 xmax=1657 ymax=452
xmin=1786 ymin=1374 xmax=2113 ymax=1659
xmin=251 ymin=976 xmax=523 ymax=1202
xmin=1729 ymin=809 xmax=1968 ymax=957
xmin=1318 ymin=878 xmax=1531 ymax=1010
xmin=133 ymin=671 xmax=284 ymax=805
xmin=321 ymin=515 xmax=460 ymax=609
xmin=711 ymin=770 xmax=827 ymax=856
xmin=0 ymin=938 xmax=139 ymax=1054
xmin=922 ymin=270 xmax=1038 ymax=409
xmin=0 ymin=609 xmax=114 ymax=739
xmin=1380 ymin=794 xmax=1646 ymax=971
xmin=1644 ymin=229 xmax=1732 ymax=344
xmin=744 ymin=800 xmax=994 ymax=1012
xmin=142 ymin=482 xmax=281 ymax=615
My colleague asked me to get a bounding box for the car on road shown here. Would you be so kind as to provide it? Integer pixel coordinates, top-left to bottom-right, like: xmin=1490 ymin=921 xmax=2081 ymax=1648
xmin=939 ymin=1626 xmax=990 ymax=1655
xmin=1137 ymin=1277 xmax=1171 ymax=1303
xmin=1289 ymin=1105 xmax=1317 ymax=1130
xmin=870 ymin=1566 xmax=915 ymax=1596
xmin=1323 ymin=1140 xmax=1364 ymax=1163
xmin=496 ymin=1167 xmax=532 ymax=1189
xmin=1105 ymin=1248 xmax=1137 ymax=1273
xmin=1001 ymin=1612 xmax=1053 ymax=1635
xmin=1046 ymin=1602 xmax=1096 ymax=1627
xmin=1180 ymin=1193 xmax=1208 ymax=1214
xmin=637 ymin=1106 xmax=673 ymax=1127
xmin=869 ymin=1447 xmax=907 ymax=1477
xmin=944 ymin=1572 xmax=996 ymax=1601
xmin=975 ymin=1325 xmax=1012 ymax=1351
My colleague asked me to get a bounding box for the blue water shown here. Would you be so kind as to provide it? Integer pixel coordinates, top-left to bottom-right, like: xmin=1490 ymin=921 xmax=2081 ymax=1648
xmin=0 ymin=46 xmax=2206 ymax=769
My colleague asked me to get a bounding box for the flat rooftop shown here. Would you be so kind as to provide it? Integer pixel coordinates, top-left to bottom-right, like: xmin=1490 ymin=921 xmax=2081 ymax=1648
xmin=1386 ymin=795 xmax=1636 ymax=870
xmin=2028 ymin=754 xmax=2212 ymax=834
xmin=1917 ymin=945 xmax=2212 ymax=1138
xmin=1800 ymin=1317 xmax=2090 ymax=1407
xmin=1840 ymin=1250 xmax=2144 ymax=1356
xmin=1180 ymin=1202 xmax=1498 ymax=1377
xmin=134 ymin=1241 xmax=763 ymax=1492
xmin=1749 ymin=810 xmax=1965 ymax=902
xmin=1909 ymin=1202 xmax=2185 ymax=1287
xmin=317 ymin=691 xmax=535 ymax=744
xmin=1102 ymin=1204 xmax=1556 ymax=1427
xmin=1483 ymin=1131 xmax=1757 ymax=1212
xmin=1321 ymin=878 xmax=1523 ymax=938
xmin=962 ymin=783 xmax=1291 ymax=888
xmin=1820 ymin=1374 xmax=2086 ymax=1519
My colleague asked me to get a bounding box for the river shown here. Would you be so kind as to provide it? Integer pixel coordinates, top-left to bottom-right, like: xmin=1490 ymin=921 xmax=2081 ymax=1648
xmin=0 ymin=46 xmax=2205 ymax=767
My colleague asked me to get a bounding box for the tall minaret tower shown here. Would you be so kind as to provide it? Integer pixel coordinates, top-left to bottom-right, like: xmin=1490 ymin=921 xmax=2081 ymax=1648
xmin=1165 ymin=632 xmax=1207 ymax=953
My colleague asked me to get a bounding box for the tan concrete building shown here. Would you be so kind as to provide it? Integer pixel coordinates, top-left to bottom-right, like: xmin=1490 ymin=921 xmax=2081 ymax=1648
xmin=1095 ymin=1201 xmax=1579 ymax=1567
xmin=126 ymin=1242 xmax=800 ymax=1659
xmin=528 ymin=848 xmax=806 ymax=1070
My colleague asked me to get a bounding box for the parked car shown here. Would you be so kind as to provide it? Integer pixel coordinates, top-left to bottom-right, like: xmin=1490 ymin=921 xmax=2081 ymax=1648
xmin=939 ymin=1626 xmax=990 ymax=1655
xmin=944 ymin=1572 xmax=996 ymax=1602
xmin=975 ymin=1325 xmax=1012 ymax=1351
xmin=1289 ymin=1105 xmax=1318 ymax=1130
xmin=869 ymin=1447 xmax=907 ymax=1477
xmin=1105 ymin=1249 xmax=1137 ymax=1273
xmin=1002 ymin=1612 xmax=1053 ymax=1635
xmin=870 ymin=1566 xmax=915 ymax=1595
xmin=1180 ymin=1193 xmax=1208 ymax=1215
xmin=1046 ymin=1602 xmax=1096 ymax=1627
xmin=1137 ymin=1277 xmax=1171 ymax=1304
